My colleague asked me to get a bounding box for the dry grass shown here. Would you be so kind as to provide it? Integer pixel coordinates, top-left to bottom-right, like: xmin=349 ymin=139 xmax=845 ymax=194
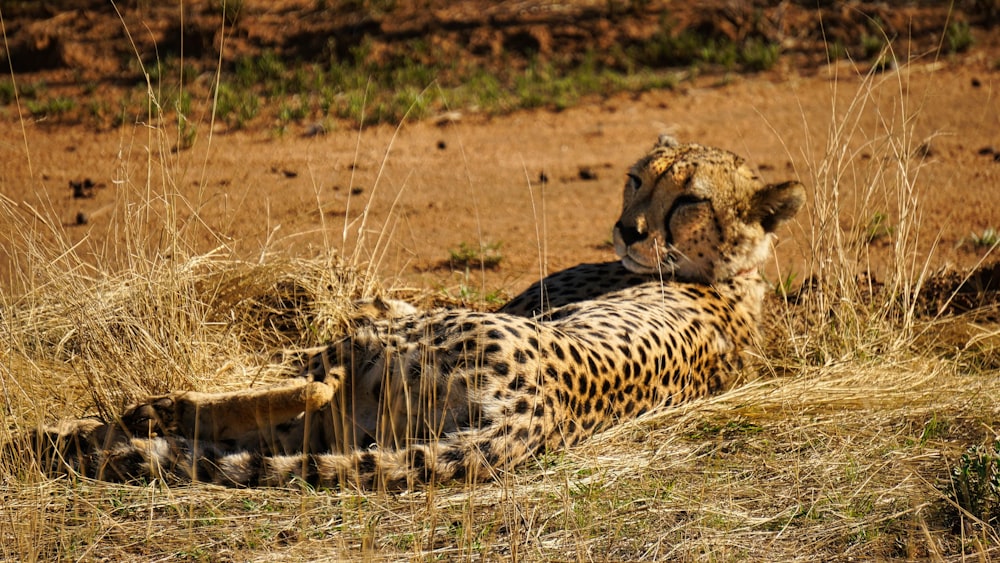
xmin=3 ymin=23 xmax=1000 ymax=563
xmin=2 ymin=344 xmax=998 ymax=560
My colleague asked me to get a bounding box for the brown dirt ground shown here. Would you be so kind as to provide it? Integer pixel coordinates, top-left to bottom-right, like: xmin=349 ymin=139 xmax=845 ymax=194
xmin=1 ymin=1 xmax=999 ymax=301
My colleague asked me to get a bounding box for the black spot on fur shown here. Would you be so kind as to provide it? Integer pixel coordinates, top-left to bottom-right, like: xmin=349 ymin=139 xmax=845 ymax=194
xmin=195 ymin=454 xmax=219 ymax=484
xmin=631 ymin=361 xmax=642 ymax=379
xmin=514 ymin=398 xmax=530 ymax=415
xmin=450 ymin=340 xmax=470 ymax=355
xmin=550 ymin=341 xmax=566 ymax=360
xmin=561 ymin=370 xmax=574 ymax=390
xmin=545 ymin=365 xmax=559 ymax=381
xmin=442 ymin=447 xmax=464 ymax=464
xmin=644 ymin=368 xmax=655 ymax=387
xmin=306 ymin=455 xmax=322 ymax=488
xmin=508 ymin=374 xmax=525 ymax=391
xmin=357 ymin=452 xmax=377 ymax=475
xmin=243 ymin=453 xmax=264 ymax=487
xmin=411 ymin=448 xmax=431 ymax=482
xmin=566 ymin=419 xmax=577 ymax=435
xmin=476 ymin=441 xmax=497 ymax=465
xmin=406 ymin=362 xmax=421 ymax=382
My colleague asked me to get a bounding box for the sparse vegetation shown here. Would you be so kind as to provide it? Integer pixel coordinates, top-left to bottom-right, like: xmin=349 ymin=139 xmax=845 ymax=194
xmin=945 ymin=20 xmax=975 ymax=54
xmin=214 ymin=82 xmax=259 ymax=128
xmin=970 ymin=227 xmax=1000 ymax=249
xmin=771 ymin=270 xmax=799 ymax=298
xmin=948 ymin=439 xmax=1000 ymax=529
xmin=448 ymin=241 xmax=504 ymax=270
xmin=859 ymin=211 xmax=895 ymax=243
xmin=25 ymin=96 xmax=76 ymax=118
xmin=0 ymin=81 xmax=15 ymax=105
xmin=860 ymin=33 xmax=886 ymax=60
xmin=1 ymin=6 xmax=999 ymax=562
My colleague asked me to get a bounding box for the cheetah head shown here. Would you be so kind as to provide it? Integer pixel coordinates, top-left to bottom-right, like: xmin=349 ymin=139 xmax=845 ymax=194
xmin=613 ymin=136 xmax=805 ymax=283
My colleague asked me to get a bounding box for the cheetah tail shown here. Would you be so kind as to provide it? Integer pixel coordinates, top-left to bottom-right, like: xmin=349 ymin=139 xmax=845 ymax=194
xmin=99 ymin=428 xmax=529 ymax=490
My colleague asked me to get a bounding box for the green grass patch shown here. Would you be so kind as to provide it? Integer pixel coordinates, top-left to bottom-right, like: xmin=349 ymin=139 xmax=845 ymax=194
xmin=948 ymin=439 xmax=1000 ymax=529
xmin=945 ymin=21 xmax=974 ymax=54
xmin=13 ymin=28 xmax=778 ymax=130
xmin=448 ymin=241 xmax=504 ymax=270
xmin=26 ymin=96 xmax=76 ymax=118
xmin=969 ymin=227 xmax=1000 ymax=249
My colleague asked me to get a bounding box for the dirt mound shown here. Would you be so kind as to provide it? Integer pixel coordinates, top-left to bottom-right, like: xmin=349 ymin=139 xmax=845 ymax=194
xmin=921 ymin=261 xmax=1000 ymax=318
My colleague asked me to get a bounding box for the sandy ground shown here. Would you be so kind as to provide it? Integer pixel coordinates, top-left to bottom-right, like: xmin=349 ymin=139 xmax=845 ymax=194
xmin=3 ymin=51 xmax=999 ymax=301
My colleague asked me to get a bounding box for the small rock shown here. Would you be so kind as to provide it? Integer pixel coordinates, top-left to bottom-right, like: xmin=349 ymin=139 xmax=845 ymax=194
xmin=913 ymin=141 xmax=933 ymax=158
xmin=282 ymin=169 xmax=298 ymax=178
xmin=434 ymin=111 xmax=462 ymax=127
xmin=972 ymin=77 xmax=982 ymax=88
xmin=578 ymin=167 xmax=598 ymax=181
xmin=539 ymin=171 xmax=549 ymax=184
xmin=70 ymin=178 xmax=96 ymax=199
xmin=871 ymin=58 xmax=895 ymax=74
xmin=350 ymin=187 xmax=364 ymax=195
xmin=437 ymin=140 xmax=447 ymax=150
xmin=977 ymin=146 xmax=995 ymax=156
xmin=75 ymin=211 xmax=88 ymax=225
xmin=303 ymin=123 xmax=326 ymax=137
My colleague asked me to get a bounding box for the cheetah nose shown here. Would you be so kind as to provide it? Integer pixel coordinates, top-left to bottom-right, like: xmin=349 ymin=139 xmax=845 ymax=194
xmin=615 ymin=220 xmax=647 ymax=246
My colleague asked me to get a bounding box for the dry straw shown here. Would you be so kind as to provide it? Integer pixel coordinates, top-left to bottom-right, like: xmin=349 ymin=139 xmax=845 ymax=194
xmin=2 ymin=19 xmax=999 ymax=563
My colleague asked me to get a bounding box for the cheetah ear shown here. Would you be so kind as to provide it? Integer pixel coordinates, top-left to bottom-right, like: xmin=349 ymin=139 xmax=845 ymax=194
xmin=654 ymin=134 xmax=679 ymax=149
xmin=747 ymin=181 xmax=805 ymax=233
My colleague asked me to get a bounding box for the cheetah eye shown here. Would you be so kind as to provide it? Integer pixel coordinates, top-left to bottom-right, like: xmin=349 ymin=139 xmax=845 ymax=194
xmin=672 ymin=194 xmax=707 ymax=208
xmin=626 ymin=174 xmax=642 ymax=190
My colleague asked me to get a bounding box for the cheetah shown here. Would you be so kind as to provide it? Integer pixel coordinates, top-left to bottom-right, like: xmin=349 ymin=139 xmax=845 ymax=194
xmin=18 ymin=136 xmax=804 ymax=489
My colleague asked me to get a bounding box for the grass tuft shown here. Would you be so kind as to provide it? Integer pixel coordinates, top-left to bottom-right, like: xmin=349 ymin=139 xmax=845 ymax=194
xmin=948 ymin=439 xmax=1000 ymax=530
xmin=969 ymin=227 xmax=1000 ymax=249
xmin=448 ymin=241 xmax=504 ymax=270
